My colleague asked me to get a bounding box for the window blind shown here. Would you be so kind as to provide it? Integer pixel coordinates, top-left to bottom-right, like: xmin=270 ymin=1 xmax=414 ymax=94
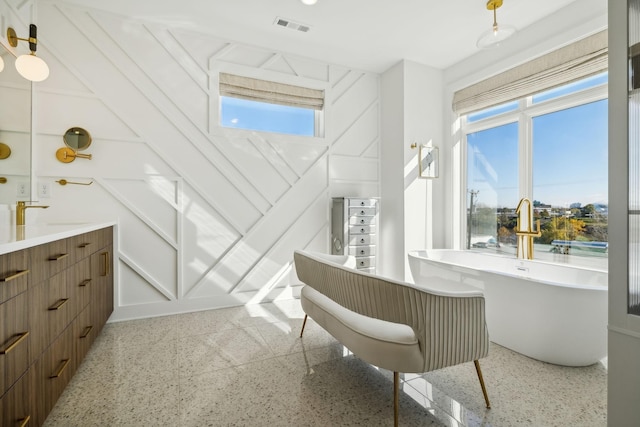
xmin=219 ymin=73 xmax=324 ymax=110
xmin=452 ymin=30 xmax=608 ymax=115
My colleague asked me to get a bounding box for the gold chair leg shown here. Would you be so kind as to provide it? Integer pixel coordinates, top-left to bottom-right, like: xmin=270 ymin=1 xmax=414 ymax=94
xmin=474 ymin=360 xmax=491 ymax=409
xmin=300 ymin=314 xmax=308 ymax=338
xmin=394 ymin=371 xmax=399 ymax=427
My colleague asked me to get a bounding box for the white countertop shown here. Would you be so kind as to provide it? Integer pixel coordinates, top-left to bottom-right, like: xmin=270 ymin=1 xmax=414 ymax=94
xmin=0 ymin=221 xmax=117 ymax=255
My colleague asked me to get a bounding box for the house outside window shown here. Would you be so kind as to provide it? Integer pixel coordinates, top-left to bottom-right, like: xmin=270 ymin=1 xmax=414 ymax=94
xmin=462 ymin=73 xmax=608 ymax=264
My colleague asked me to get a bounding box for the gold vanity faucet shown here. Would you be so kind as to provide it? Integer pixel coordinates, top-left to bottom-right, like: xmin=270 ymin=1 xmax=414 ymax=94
xmin=16 ymin=201 xmax=49 ymax=226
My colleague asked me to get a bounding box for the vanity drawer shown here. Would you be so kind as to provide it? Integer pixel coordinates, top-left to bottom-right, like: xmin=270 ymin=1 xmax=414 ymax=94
xmin=0 ymin=367 xmax=36 ymax=427
xmin=37 ymin=326 xmax=75 ymax=421
xmin=349 ymin=246 xmax=376 ymax=257
xmin=0 ymin=292 xmax=31 ymax=396
xmin=0 ymin=249 xmax=29 ymax=305
xmin=68 ymin=232 xmax=97 ymax=264
xmin=74 ymin=304 xmax=98 ymax=363
xmin=70 ymin=257 xmax=92 ymax=315
xmin=29 ymin=271 xmax=74 ymax=357
xmin=30 ymin=240 xmax=69 ymax=285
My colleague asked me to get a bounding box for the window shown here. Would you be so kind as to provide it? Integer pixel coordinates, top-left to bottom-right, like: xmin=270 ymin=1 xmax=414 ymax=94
xmin=219 ymin=73 xmax=324 ymax=137
xmin=463 ymin=75 xmax=608 ymax=264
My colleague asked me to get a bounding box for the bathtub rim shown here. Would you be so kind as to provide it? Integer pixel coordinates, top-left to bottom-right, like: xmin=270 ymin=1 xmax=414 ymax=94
xmin=408 ymin=249 xmax=608 ymax=291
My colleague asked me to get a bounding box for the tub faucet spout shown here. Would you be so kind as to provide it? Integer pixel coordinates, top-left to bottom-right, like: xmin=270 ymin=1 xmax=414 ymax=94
xmin=16 ymin=201 xmax=49 ymax=226
xmin=515 ymin=198 xmax=541 ymax=260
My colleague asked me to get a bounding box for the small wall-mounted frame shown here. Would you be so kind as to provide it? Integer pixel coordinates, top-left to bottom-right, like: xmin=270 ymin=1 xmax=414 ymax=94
xmin=418 ymin=145 xmax=438 ymax=179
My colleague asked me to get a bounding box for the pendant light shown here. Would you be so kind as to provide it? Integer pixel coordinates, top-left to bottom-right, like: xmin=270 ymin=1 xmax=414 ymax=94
xmin=476 ymin=0 xmax=517 ymax=49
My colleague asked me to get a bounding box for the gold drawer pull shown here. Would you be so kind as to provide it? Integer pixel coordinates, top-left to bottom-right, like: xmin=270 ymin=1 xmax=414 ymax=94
xmin=48 ymin=253 xmax=69 ymax=261
xmin=49 ymin=358 xmax=70 ymax=379
xmin=0 ymin=269 xmax=29 ymax=282
xmin=80 ymin=325 xmax=93 ymax=338
xmin=101 ymin=251 xmax=110 ymax=277
xmin=78 ymin=242 xmax=92 ymax=248
xmin=0 ymin=331 xmax=29 ymax=354
xmin=79 ymin=279 xmax=91 ymax=287
xmin=18 ymin=415 xmax=31 ymax=427
xmin=48 ymin=298 xmax=69 ymax=310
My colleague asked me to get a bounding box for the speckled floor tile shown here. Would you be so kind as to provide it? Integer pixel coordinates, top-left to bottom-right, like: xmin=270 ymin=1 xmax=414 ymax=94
xmin=43 ymin=301 xmax=608 ymax=427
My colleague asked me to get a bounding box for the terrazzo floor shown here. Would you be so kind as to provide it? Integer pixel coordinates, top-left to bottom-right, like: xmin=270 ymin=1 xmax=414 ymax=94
xmin=44 ymin=300 xmax=607 ymax=426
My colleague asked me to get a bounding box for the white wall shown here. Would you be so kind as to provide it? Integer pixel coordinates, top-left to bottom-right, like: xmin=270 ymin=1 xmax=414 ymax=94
xmin=15 ymin=1 xmax=380 ymax=320
xmin=380 ymin=60 xmax=443 ymax=281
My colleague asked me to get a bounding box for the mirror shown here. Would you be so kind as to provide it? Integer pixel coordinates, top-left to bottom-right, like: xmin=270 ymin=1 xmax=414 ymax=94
xmin=0 ymin=41 xmax=31 ymax=203
xmin=63 ymin=127 xmax=92 ymax=151
xmin=418 ymin=145 xmax=439 ymax=179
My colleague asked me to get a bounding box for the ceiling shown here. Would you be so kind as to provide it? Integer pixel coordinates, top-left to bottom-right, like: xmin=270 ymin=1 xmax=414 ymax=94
xmin=56 ymin=0 xmax=583 ymax=73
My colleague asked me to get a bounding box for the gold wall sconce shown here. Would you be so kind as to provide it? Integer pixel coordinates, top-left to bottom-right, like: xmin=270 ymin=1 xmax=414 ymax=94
xmin=7 ymin=24 xmax=50 ymax=82
xmin=0 ymin=142 xmax=11 ymax=159
xmin=56 ymin=127 xmax=93 ymax=163
xmin=410 ymin=143 xmax=439 ymax=179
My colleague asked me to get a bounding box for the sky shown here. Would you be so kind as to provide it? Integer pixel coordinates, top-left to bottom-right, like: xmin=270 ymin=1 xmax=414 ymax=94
xmin=467 ymin=74 xmax=608 ymax=209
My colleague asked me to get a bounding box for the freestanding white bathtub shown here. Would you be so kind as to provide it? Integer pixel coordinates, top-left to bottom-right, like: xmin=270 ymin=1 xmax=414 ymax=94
xmin=408 ymin=249 xmax=608 ymax=366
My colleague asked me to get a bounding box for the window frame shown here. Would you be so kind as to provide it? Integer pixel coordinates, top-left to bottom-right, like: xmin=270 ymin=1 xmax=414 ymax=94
xmin=459 ymin=80 xmax=608 ymax=255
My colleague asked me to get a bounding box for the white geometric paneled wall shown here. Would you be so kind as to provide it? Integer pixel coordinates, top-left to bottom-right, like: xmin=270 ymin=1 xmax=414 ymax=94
xmin=29 ymin=3 xmax=380 ymax=320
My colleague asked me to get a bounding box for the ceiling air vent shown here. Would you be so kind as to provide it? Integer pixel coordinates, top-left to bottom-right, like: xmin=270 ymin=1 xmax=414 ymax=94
xmin=274 ymin=17 xmax=311 ymax=33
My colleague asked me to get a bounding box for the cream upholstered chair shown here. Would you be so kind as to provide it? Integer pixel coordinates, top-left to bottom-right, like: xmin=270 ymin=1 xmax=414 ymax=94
xmin=294 ymin=250 xmax=490 ymax=426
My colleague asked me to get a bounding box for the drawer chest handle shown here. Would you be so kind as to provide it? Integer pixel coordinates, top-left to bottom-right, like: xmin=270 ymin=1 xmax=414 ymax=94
xmin=78 ymin=242 xmax=92 ymax=248
xmin=79 ymin=279 xmax=91 ymax=287
xmin=360 ymin=250 xmax=365 ymax=255
xmin=48 ymin=253 xmax=69 ymax=261
xmin=360 ymin=238 xmax=365 ymax=244
xmin=360 ymin=201 xmax=365 ymax=206
xmin=360 ymin=261 xmax=365 ymax=266
xmin=0 ymin=269 xmax=29 ymax=282
xmin=360 ymin=228 xmax=365 ymax=233
xmin=48 ymin=298 xmax=69 ymax=311
xmin=49 ymin=358 xmax=70 ymax=379
xmin=80 ymin=325 xmax=93 ymax=338
xmin=360 ymin=210 xmax=365 ymax=215
xmin=360 ymin=219 xmax=365 ymax=224
xmin=0 ymin=331 xmax=30 ymax=354
xmin=18 ymin=415 xmax=31 ymax=427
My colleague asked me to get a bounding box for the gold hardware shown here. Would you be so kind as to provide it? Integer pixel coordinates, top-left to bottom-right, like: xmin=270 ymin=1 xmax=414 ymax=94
xmin=78 ymin=242 xmax=92 ymax=248
xmin=0 ymin=331 xmax=29 ymax=354
xmin=48 ymin=253 xmax=69 ymax=261
xmin=48 ymin=298 xmax=69 ymax=311
xmin=0 ymin=269 xmax=29 ymax=282
xmin=64 ymin=127 xmax=92 ymax=151
xmin=56 ymin=147 xmax=92 ymax=163
xmin=0 ymin=142 xmax=11 ymax=159
xmin=18 ymin=415 xmax=31 ymax=427
xmin=79 ymin=279 xmax=91 ymax=287
xmin=56 ymin=179 xmax=93 ymax=186
xmin=49 ymin=358 xmax=70 ymax=379
xmin=410 ymin=143 xmax=417 ymax=149
xmin=474 ymin=360 xmax=491 ymax=408
xmin=0 ymin=177 xmax=7 ymax=183
xmin=300 ymin=314 xmax=308 ymax=338
xmin=16 ymin=201 xmax=49 ymax=226
xmin=7 ymin=25 xmax=49 ymax=82
xmin=101 ymin=251 xmax=110 ymax=276
xmin=80 ymin=325 xmax=93 ymax=338
xmin=515 ymin=197 xmax=542 ymax=260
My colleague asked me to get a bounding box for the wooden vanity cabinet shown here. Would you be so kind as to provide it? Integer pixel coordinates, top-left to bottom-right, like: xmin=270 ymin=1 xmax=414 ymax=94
xmin=0 ymin=225 xmax=114 ymax=427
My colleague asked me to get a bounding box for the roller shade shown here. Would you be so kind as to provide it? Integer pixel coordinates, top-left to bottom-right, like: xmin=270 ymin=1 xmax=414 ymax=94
xmin=452 ymin=30 xmax=608 ymax=115
xmin=219 ymin=72 xmax=324 ymax=110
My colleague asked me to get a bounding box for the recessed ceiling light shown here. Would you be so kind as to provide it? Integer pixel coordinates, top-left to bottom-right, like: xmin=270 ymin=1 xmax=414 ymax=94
xmin=300 ymin=0 xmax=318 ymax=5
